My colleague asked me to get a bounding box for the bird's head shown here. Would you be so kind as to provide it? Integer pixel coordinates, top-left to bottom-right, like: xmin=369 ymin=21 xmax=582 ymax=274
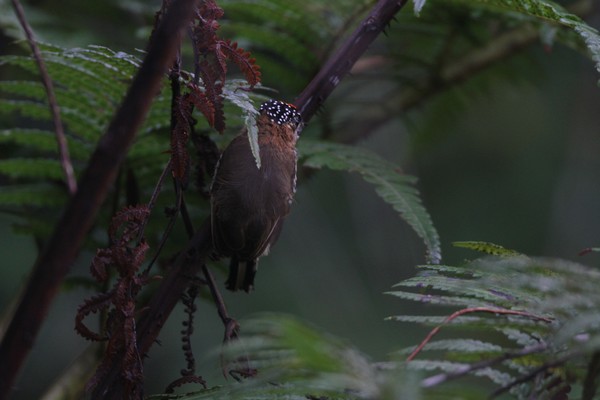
xmin=259 ymin=99 xmax=303 ymax=130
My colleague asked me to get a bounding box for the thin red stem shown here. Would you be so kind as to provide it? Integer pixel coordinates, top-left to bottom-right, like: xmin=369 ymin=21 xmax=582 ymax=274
xmin=10 ymin=0 xmax=77 ymax=194
xmin=406 ymin=307 xmax=553 ymax=362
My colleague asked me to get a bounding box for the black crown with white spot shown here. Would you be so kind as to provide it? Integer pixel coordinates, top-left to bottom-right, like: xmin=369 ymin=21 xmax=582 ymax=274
xmin=260 ymin=99 xmax=302 ymax=127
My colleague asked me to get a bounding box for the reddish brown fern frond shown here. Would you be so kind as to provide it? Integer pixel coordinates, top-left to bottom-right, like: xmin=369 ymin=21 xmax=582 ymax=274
xmin=164 ymin=284 xmax=207 ymax=393
xmin=220 ymin=40 xmax=262 ymax=87
xmin=76 ymin=203 xmax=153 ymax=396
xmin=165 ymin=375 xmax=207 ymax=394
xmin=90 ymin=248 xmax=113 ymax=282
xmin=108 ymin=205 xmax=150 ymax=245
xmin=199 ymin=0 xmax=224 ymax=21
xmin=75 ymin=291 xmax=114 ymax=341
xmin=171 ymin=103 xmax=191 ymax=182
xmin=112 ymin=240 xmax=150 ymax=277
xmin=184 ymin=1 xmax=260 ymax=134
xmin=196 ymin=57 xmax=226 ymax=132
xmin=185 ymin=84 xmax=215 ymax=128
xmin=121 ymin=301 xmax=144 ymax=397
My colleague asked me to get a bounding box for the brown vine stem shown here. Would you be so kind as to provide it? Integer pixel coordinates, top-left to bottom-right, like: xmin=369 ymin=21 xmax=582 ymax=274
xmin=0 ymin=0 xmax=199 ymax=398
xmin=10 ymin=0 xmax=77 ymax=194
xmin=406 ymin=307 xmax=553 ymax=362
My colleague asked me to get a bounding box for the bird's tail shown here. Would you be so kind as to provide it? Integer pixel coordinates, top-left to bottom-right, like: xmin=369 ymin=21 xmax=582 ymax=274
xmin=226 ymin=256 xmax=257 ymax=292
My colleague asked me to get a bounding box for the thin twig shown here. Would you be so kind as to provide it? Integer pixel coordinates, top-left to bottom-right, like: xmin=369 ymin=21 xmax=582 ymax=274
xmin=10 ymin=0 xmax=77 ymax=194
xmin=176 ymin=189 xmax=236 ymax=339
xmin=490 ymin=356 xmax=570 ymax=398
xmin=582 ymin=350 xmax=600 ymax=400
xmin=137 ymin=160 xmax=172 ymax=247
xmin=406 ymin=307 xmax=553 ymax=362
xmin=420 ymin=342 xmax=548 ymax=388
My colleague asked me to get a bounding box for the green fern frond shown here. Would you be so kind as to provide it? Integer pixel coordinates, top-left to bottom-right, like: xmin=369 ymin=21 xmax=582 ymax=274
xmin=219 ymin=0 xmax=371 ymax=92
xmin=222 ymin=23 xmax=319 ymax=72
xmin=0 ymin=42 xmax=272 ymax=247
xmin=390 ymin=255 xmax=600 ymax=396
xmin=0 ymin=129 xmax=88 ymax=158
xmin=453 ymin=241 xmax=521 ymax=256
xmin=151 ymin=314 xmax=423 ymax=400
xmin=0 ymin=44 xmax=166 ymax=239
xmin=392 ymin=274 xmax=521 ymax=307
xmin=459 ymin=0 xmax=600 ymax=73
xmin=399 ymin=339 xmax=504 ymax=355
xmin=0 ymin=184 xmax=68 ymax=207
xmin=408 ymin=359 xmax=514 ymax=386
xmin=300 ymin=139 xmax=441 ymax=264
xmin=387 ymin=315 xmax=482 ymax=325
xmin=0 ymin=158 xmax=65 ymax=180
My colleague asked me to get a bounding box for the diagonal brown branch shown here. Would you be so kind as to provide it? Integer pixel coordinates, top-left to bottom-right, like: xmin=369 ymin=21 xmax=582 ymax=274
xmin=0 ymin=0 xmax=199 ymax=398
xmin=10 ymin=0 xmax=77 ymax=194
xmin=294 ymin=0 xmax=410 ymax=121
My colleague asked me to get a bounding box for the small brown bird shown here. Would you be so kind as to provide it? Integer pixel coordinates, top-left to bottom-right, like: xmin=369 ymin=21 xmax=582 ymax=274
xmin=210 ymin=99 xmax=303 ymax=292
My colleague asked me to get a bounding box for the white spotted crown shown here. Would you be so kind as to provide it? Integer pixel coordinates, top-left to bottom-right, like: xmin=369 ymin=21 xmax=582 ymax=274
xmin=260 ymin=99 xmax=302 ymax=127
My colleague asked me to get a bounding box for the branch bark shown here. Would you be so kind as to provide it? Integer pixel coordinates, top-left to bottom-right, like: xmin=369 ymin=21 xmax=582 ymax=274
xmin=0 ymin=0 xmax=199 ymax=398
xmin=294 ymin=0 xmax=409 ymax=121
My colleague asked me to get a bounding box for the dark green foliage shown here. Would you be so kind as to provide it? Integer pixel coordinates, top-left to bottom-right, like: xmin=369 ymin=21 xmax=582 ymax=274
xmin=0 ymin=44 xmax=172 ymax=239
xmin=300 ymin=139 xmax=441 ymax=264
xmin=219 ymin=0 xmax=372 ymax=94
xmin=321 ymin=0 xmax=600 ymax=148
xmin=160 ymin=255 xmax=600 ymax=399
xmin=453 ymin=241 xmax=521 ymax=256
xmin=388 ymin=255 xmax=600 ymax=398
xmin=0 ymin=42 xmax=443 ymax=260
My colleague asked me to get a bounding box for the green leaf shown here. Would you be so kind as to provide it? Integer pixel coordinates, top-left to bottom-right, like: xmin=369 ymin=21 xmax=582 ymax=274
xmin=154 ymin=313 xmax=422 ymax=400
xmin=453 ymin=241 xmax=521 ymax=256
xmin=399 ymin=339 xmax=504 ymax=354
xmin=222 ymin=83 xmax=261 ymax=168
xmin=390 ymin=256 xmax=600 ymax=396
xmin=413 ymin=0 xmax=427 ymax=15
xmin=0 ymin=183 xmax=68 ymax=207
xmin=299 ymin=139 xmax=441 ymax=264
xmin=220 ymin=0 xmax=370 ymax=92
xmin=462 ymin=0 xmax=600 ymax=74
xmin=0 ymin=158 xmax=65 ymax=180
xmin=0 ymin=44 xmax=170 ymax=239
xmin=0 ymin=129 xmax=90 ymax=159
